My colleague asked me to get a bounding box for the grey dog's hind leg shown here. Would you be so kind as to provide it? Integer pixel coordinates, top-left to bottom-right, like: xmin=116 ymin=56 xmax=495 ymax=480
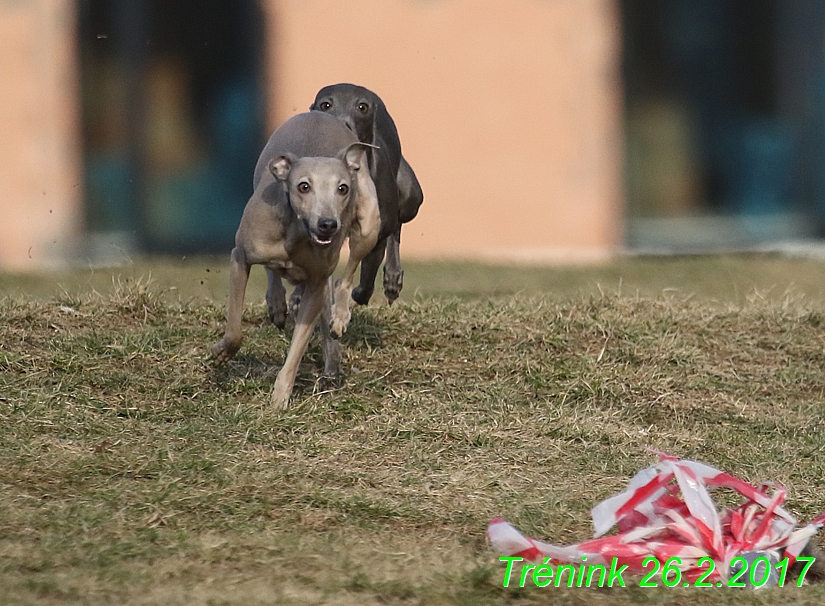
xmin=397 ymin=156 xmax=423 ymax=224
xmin=352 ymin=236 xmax=387 ymax=305
xmin=383 ymin=226 xmax=403 ymax=304
xmin=381 ymin=157 xmax=421 ymax=305
xmin=212 ymin=247 xmax=251 ymax=364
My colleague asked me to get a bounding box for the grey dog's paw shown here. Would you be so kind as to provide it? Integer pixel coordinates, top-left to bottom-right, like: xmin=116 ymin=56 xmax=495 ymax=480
xmin=268 ymin=306 xmax=286 ymax=329
xmin=211 ymin=338 xmax=239 ymax=366
xmin=383 ymin=266 xmax=403 ymax=305
xmin=351 ymin=284 xmax=373 ymax=306
xmin=267 ymin=297 xmax=287 ymax=329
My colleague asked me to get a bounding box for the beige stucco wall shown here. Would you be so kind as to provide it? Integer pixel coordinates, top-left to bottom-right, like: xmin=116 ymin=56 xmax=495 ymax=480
xmin=0 ymin=0 xmax=623 ymax=269
xmin=264 ymin=0 xmax=624 ymax=262
xmin=0 ymin=0 xmax=82 ymax=270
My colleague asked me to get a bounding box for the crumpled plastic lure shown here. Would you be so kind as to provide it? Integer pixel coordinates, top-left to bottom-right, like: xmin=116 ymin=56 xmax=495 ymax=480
xmin=487 ymin=454 xmax=825 ymax=581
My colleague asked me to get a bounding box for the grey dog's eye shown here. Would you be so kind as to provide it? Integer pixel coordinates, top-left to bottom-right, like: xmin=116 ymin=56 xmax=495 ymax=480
xmin=357 ymin=102 xmax=369 ymax=113
xmin=297 ymin=182 xmax=311 ymax=193
xmin=338 ymin=184 xmax=349 ymax=195
xmin=319 ymin=101 xmax=331 ymax=111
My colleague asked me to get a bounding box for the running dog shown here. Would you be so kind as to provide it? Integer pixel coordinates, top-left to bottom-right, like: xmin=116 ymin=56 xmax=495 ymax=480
xmin=311 ymin=83 xmax=423 ymax=305
xmin=211 ymin=111 xmax=380 ymax=409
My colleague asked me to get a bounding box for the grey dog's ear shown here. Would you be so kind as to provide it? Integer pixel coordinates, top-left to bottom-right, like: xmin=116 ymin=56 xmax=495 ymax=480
xmin=339 ymin=142 xmax=379 ymax=172
xmin=269 ymin=154 xmax=296 ymax=182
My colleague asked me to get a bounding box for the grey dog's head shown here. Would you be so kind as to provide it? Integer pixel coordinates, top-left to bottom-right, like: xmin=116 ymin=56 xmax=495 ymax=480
xmin=268 ymin=143 xmax=371 ymax=247
xmin=310 ymin=83 xmax=383 ymax=146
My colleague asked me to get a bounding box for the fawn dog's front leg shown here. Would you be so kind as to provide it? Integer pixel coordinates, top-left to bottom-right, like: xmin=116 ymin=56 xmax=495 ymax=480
xmin=270 ymin=280 xmax=326 ymax=409
xmin=329 ymin=168 xmax=381 ymax=338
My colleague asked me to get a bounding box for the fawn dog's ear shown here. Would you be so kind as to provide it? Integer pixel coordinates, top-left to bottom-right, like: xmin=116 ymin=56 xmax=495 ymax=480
xmin=269 ymin=153 xmax=297 ymax=182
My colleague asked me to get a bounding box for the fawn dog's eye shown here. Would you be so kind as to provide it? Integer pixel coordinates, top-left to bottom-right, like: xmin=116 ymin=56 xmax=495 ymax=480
xmin=297 ymin=182 xmax=311 ymax=193
xmin=338 ymin=184 xmax=349 ymax=195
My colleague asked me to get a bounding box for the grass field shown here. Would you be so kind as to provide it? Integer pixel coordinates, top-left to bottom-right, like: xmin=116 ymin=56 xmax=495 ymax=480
xmin=2 ymin=255 xmax=825 ymax=605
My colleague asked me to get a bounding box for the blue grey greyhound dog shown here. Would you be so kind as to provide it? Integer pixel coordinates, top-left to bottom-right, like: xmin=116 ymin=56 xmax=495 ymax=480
xmin=311 ymin=84 xmax=424 ymax=305
xmin=212 ymin=112 xmax=380 ymax=409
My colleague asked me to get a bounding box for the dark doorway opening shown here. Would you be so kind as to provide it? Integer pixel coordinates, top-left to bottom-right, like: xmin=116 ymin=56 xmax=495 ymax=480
xmin=622 ymin=0 xmax=825 ymax=250
xmin=78 ymin=0 xmax=267 ymax=255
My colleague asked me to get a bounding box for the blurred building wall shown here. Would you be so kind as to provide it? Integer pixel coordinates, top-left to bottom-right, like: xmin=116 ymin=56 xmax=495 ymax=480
xmin=264 ymin=0 xmax=624 ymax=263
xmin=0 ymin=0 xmax=623 ymax=269
xmin=0 ymin=0 xmax=82 ymax=270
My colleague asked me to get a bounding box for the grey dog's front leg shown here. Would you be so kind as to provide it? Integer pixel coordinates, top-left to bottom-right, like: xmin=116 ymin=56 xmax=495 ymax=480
xmin=270 ymin=280 xmax=326 ymax=409
xmin=351 ymin=236 xmax=387 ymax=306
xmin=212 ymin=247 xmax=250 ymax=364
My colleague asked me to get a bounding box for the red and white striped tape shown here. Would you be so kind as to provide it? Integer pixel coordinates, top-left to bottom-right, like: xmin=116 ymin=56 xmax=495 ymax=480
xmin=487 ymin=454 xmax=825 ymax=581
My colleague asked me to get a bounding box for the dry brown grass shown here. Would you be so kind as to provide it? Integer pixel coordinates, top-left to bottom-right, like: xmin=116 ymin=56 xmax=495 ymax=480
xmin=2 ymin=258 xmax=825 ymax=604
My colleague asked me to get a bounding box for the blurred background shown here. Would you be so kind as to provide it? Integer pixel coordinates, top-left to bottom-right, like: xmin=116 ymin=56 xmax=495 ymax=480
xmin=4 ymin=0 xmax=825 ymax=270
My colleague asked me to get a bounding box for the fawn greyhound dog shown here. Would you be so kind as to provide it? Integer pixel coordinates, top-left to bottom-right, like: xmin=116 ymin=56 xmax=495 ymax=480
xmin=211 ymin=111 xmax=380 ymax=408
xmin=311 ymin=84 xmax=423 ymax=305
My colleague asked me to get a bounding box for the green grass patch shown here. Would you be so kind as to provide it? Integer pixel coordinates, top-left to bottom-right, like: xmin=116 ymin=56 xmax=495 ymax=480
xmin=1 ymin=256 xmax=825 ymax=604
